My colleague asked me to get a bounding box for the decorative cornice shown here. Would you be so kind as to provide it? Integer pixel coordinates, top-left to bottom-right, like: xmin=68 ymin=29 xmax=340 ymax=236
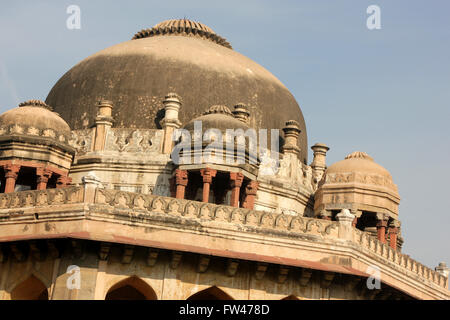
xmin=132 ymin=19 xmax=232 ymax=49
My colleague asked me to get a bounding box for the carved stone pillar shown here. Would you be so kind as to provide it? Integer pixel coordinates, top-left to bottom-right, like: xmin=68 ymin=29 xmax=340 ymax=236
xmin=93 ymin=100 xmax=114 ymax=152
xmin=310 ymin=143 xmax=329 ymax=184
xmin=4 ymin=164 xmax=20 ymax=193
xmin=161 ymin=93 xmax=182 ymax=154
xmin=200 ymin=168 xmax=216 ymax=203
xmin=281 ymin=120 xmax=301 ymax=156
xmin=232 ymin=103 xmax=250 ymax=124
xmin=175 ymin=169 xmax=188 ymax=199
xmin=388 ymin=220 xmax=400 ymax=249
xmin=56 ymin=175 xmax=72 ymax=189
xmin=242 ymin=180 xmax=259 ymax=209
xmin=376 ymin=213 xmax=389 ymax=244
xmin=229 ymin=172 xmax=244 ymax=207
xmin=36 ymin=167 xmax=53 ymax=190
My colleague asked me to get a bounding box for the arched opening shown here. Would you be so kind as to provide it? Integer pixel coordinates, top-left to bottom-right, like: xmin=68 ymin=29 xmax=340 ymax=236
xmin=187 ymin=286 xmax=234 ymax=300
xmin=281 ymin=295 xmax=300 ymax=300
xmin=105 ymin=276 xmax=157 ymax=300
xmin=11 ymin=274 xmax=48 ymax=300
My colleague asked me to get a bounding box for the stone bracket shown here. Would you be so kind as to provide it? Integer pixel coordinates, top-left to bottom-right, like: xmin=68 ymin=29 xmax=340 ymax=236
xmin=299 ymin=268 xmax=313 ymax=286
xmin=170 ymin=251 xmax=183 ymax=269
xmin=277 ymin=266 xmax=290 ymax=284
xmin=320 ymin=271 xmax=335 ymax=289
xmin=121 ymin=245 xmax=135 ymax=264
xmin=146 ymin=249 xmax=159 ymax=267
xmin=226 ymin=259 xmax=239 ymax=277
xmin=99 ymin=242 xmax=111 ymax=261
xmin=197 ymin=256 xmax=211 ymax=273
xmin=255 ymin=262 xmax=268 ymax=280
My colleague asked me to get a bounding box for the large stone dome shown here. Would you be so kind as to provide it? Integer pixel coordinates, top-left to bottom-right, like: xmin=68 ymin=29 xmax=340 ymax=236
xmin=45 ymin=19 xmax=308 ymax=163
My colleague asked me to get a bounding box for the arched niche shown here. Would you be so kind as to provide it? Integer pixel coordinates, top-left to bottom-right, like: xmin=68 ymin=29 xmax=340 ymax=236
xmin=105 ymin=276 xmax=157 ymax=300
xmin=10 ymin=274 xmax=48 ymax=300
xmin=187 ymin=286 xmax=234 ymax=300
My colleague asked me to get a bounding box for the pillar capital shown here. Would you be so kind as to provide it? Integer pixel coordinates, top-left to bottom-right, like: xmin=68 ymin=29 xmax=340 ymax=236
xmin=175 ymin=169 xmax=188 ymax=186
xmin=200 ymin=168 xmax=217 ymax=184
xmin=4 ymin=164 xmax=20 ymax=179
xmin=229 ymin=172 xmax=244 ymax=188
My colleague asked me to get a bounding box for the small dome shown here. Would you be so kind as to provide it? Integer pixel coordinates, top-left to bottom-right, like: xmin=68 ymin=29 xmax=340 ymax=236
xmin=314 ymin=151 xmax=400 ymax=217
xmin=325 ymin=151 xmax=393 ymax=182
xmin=0 ymin=100 xmax=71 ymax=142
xmin=183 ymin=105 xmax=250 ymax=133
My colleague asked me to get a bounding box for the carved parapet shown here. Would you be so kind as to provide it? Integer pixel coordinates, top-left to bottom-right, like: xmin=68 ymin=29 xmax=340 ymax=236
xmin=0 ymin=186 xmax=84 ymax=209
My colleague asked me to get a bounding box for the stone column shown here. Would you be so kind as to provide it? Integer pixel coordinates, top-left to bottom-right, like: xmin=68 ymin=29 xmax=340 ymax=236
xmin=93 ymin=100 xmax=114 ymax=152
xmin=336 ymin=209 xmax=355 ymax=241
xmin=175 ymin=169 xmax=188 ymax=199
xmin=281 ymin=120 xmax=301 ymax=155
xmin=310 ymin=143 xmax=329 ymax=184
xmin=56 ymin=175 xmax=72 ymax=189
xmin=200 ymin=168 xmax=216 ymax=203
xmin=4 ymin=164 xmax=20 ymax=193
xmin=232 ymin=103 xmax=250 ymax=124
xmin=36 ymin=167 xmax=53 ymax=190
xmin=388 ymin=220 xmax=401 ymax=249
xmin=229 ymin=172 xmax=244 ymax=207
xmin=376 ymin=213 xmax=389 ymax=244
xmin=242 ymin=180 xmax=259 ymax=209
xmin=161 ymin=93 xmax=182 ymax=154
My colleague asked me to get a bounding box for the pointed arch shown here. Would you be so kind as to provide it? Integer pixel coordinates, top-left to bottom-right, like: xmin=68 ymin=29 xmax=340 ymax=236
xmin=10 ymin=274 xmax=48 ymax=300
xmin=281 ymin=294 xmax=300 ymax=300
xmin=105 ymin=276 xmax=157 ymax=300
xmin=187 ymin=286 xmax=234 ymax=300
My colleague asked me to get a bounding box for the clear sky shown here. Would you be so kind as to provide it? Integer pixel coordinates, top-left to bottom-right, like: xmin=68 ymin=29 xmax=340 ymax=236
xmin=0 ymin=0 xmax=449 ymax=269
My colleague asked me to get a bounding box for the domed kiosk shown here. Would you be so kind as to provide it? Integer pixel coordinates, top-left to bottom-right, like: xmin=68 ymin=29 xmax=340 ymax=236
xmin=0 ymin=100 xmax=74 ymax=192
xmin=314 ymin=151 xmax=401 ymax=249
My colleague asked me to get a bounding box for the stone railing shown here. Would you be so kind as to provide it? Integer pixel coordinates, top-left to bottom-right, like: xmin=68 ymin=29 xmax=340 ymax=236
xmin=93 ymin=188 xmax=340 ymax=239
xmin=0 ymin=187 xmax=84 ymax=210
xmin=354 ymin=229 xmax=447 ymax=288
xmin=0 ymin=186 xmax=447 ymax=292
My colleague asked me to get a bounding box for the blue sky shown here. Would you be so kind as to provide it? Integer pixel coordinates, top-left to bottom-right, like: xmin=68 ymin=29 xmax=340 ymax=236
xmin=0 ymin=0 xmax=449 ymax=269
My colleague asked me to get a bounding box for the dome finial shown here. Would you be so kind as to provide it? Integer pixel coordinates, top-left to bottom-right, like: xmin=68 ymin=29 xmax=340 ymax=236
xmin=19 ymin=99 xmax=53 ymax=111
xmin=345 ymin=151 xmax=374 ymax=161
xmin=132 ymin=19 xmax=232 ymax=49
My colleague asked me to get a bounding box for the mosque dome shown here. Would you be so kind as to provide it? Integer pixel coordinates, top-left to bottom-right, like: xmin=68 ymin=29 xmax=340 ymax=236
xmin=45 ymin=18 xmax=308 ymax=163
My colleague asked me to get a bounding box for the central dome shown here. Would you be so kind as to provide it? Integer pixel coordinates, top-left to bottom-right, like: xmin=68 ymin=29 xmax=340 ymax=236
xmin=45 ymin=19 xmax=308 ymax=163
